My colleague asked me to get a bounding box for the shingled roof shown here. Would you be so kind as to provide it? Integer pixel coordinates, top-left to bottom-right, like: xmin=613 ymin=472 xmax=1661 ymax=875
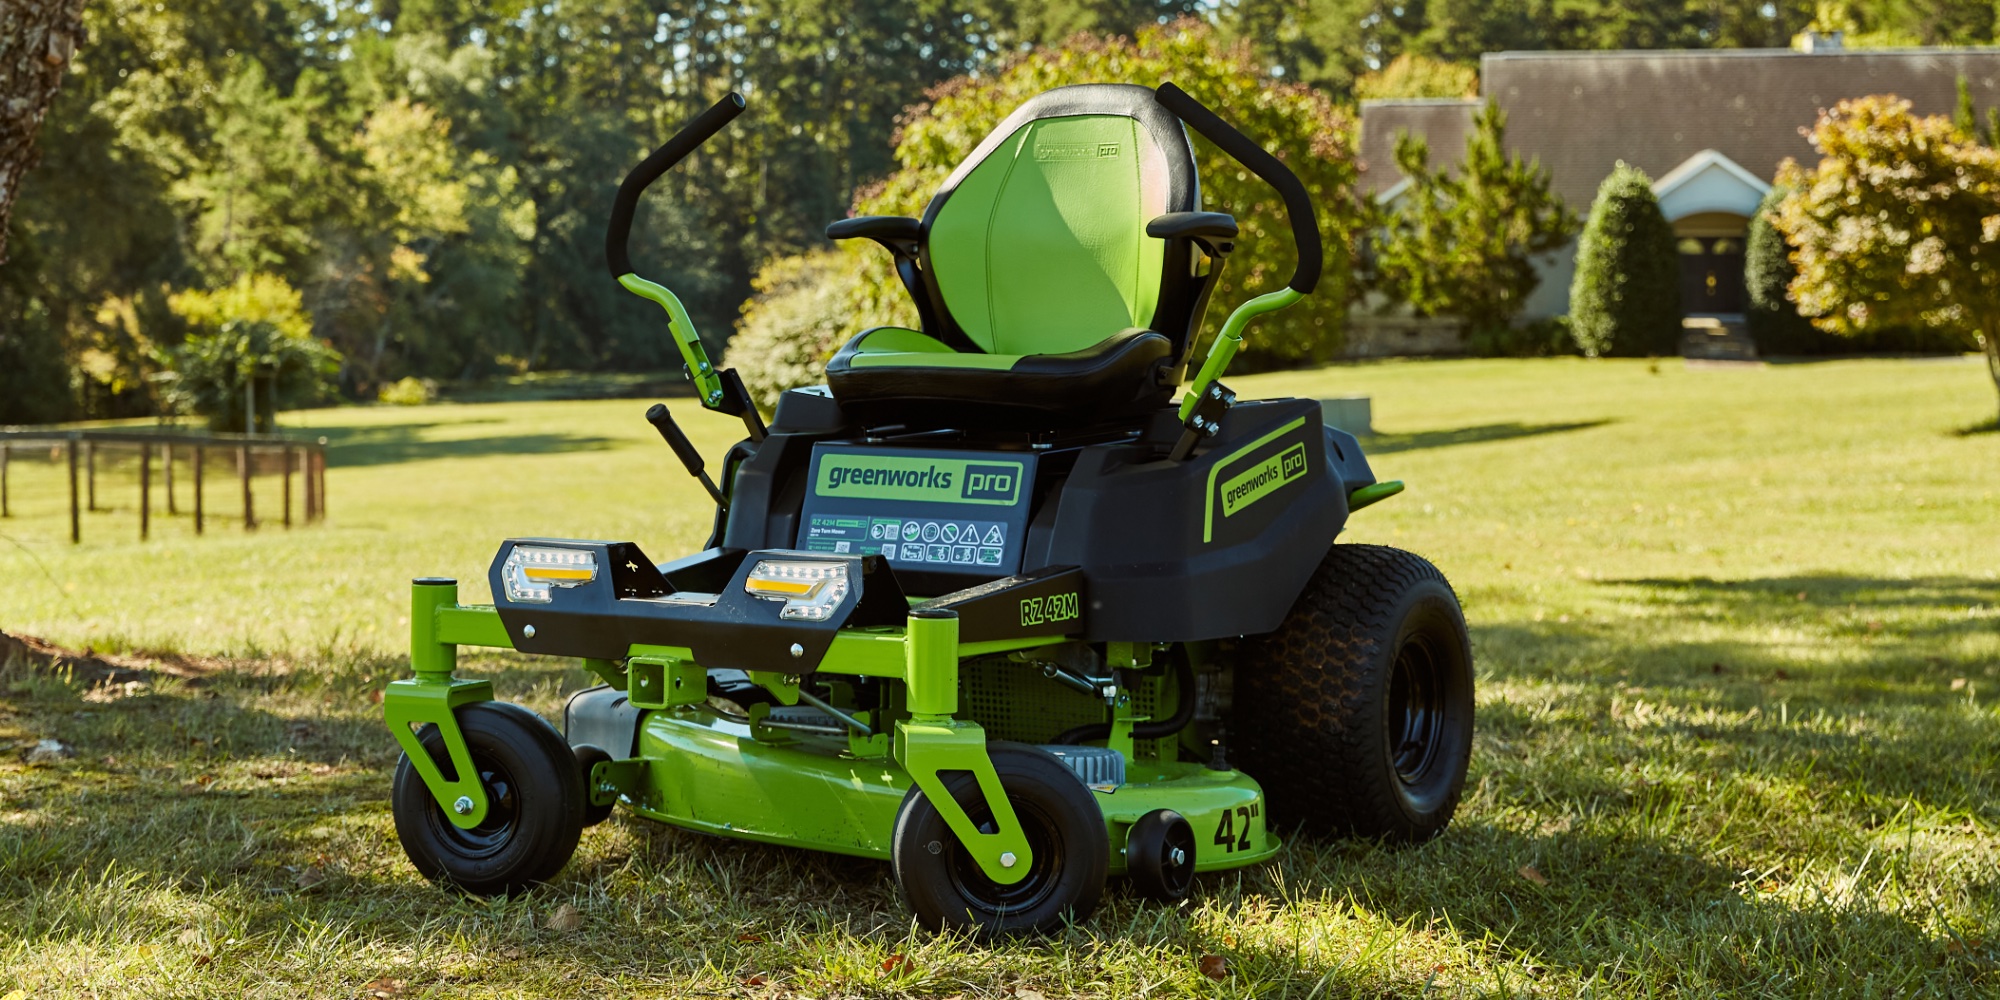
xmin=1357 ymin=98 xmax=1479 ymax=196
xmin=1483 ymin=47 xmax=2000 ymax=207
xmin=1358 ymin=47 xmax=2000 ymax=208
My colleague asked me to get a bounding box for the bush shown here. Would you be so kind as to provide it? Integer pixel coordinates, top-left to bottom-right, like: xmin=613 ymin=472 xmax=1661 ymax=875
xmin=378 ymin=376 xmax=439 ymax=406
xmin=1465 ymin=316 xmax=1576 ymax=358
xmin=1744 ymin=186 xmax=1833 ymax=355
xmin=726 ymin=251 xmax=896 ymax=412
xmin=1569 ymin=164 xmax=1680 ymax=357
xmin=164 ymin=275 xmax=341 ymax=431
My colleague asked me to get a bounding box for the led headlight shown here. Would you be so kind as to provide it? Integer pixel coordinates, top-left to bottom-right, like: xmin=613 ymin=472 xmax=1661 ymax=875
xmin=743 ymin=559 xmax=849 ymax=621
xmin=502 ymin=545 xmax=598 ymax=604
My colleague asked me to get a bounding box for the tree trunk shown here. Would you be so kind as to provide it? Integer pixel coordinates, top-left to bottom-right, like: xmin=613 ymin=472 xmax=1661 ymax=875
xmin=0 ymin=0 xmax=87 ymax=264
xmin=1984 ymin=328 xmax=2000 ymax=424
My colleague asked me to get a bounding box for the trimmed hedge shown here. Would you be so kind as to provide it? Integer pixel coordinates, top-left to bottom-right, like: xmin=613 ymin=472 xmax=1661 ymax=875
xmin=1569 ymin=164 xmax=1681 ymax=357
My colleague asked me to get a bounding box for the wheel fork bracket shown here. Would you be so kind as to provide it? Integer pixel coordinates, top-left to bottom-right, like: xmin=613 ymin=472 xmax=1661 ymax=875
xmin=386 ymin=578 xmax=501 ymax=829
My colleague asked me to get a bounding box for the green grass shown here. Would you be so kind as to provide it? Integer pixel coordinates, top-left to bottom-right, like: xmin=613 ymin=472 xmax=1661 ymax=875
xmin=2 ymin=356 xmax=1997 ymax=997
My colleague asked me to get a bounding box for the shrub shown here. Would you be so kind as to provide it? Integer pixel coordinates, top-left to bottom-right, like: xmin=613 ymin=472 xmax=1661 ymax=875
xmin=378 ymin=376 xmax=439 ymax=406
xmin=726 ymin=251 xmax=897 ymax=412
xmin=163 ymin=274 xmax=341 ymax=431
xmin=1743 ymin=186 xmax=1833 ymax=355
xmin=1569 ymin=164 xmax=1681 ymax=357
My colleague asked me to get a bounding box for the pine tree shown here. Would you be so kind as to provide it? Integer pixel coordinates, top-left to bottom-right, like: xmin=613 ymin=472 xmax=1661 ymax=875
xmin=1569 ymin=163 xmax=1680 ymax=357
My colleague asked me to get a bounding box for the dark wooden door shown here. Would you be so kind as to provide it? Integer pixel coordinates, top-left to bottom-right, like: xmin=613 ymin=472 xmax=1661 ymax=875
xmin=1678 ymin=236 xmax=1747 ymax=313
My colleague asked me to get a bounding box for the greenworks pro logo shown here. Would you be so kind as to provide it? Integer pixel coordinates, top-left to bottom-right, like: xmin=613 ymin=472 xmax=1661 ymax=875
xmin=815 ymin=454 xmax=1025 ymax=506
xmin=1020 ymin=592 xmax=1079 ymax=627
xmin=1220 ymin=442 xmax=1308 ymax=518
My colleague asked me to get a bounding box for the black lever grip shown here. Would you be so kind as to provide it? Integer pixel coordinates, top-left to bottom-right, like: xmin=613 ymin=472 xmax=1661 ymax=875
xmin=1153 ymin=82 xmax=1322 ymax=295
xmin=607 ymin=93 xmax=746 ymax=279
xmin=646 ymin=403 xmax=705 ymax=475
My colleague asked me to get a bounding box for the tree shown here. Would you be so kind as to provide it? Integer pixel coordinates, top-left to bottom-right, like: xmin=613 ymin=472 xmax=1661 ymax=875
xmin=1570 ymin=163 xmax=1680 ymax=357
xmin=1353 ymin=54 xmax=1477 ymax=101
xmin=727 ymin=18 xmax=1367 ymax=402
xmin=1371 ymin=103 xmax=1577 ymax=340
xmin=1774 ymin=95 xmax=2000 ymax=419
xmin=0 ymin=0 xmax=87 ymax=264
xmin=164 ymin=274 xmax=341 ymax=431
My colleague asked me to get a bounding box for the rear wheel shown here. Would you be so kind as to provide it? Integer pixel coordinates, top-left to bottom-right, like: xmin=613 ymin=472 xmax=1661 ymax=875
xmin=1231 ymin=544 xmax=1474 ymax=842
xmin=892 ymin=742 xmax=1108 ymax=936
xmin=392 ymin=701 xmax=585 ymax=895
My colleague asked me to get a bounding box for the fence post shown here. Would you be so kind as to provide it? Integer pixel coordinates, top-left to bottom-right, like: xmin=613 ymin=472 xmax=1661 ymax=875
xmin=1 ymin=443 xmax=9 ymax=518
xmin=315 ymin=438 xmax=329 ymax=522
xmin=85 ymin=438 xmax=97 ymax=512
xmin=67 ymin=434 xmax=80 ymax=544
xmin=239 ymin=444 xmax=255 ymax=530
xmin=164 ymin=442 xmax=176 ymax=515
xmin=194 ymin=445 xmax=205 ymax=535
xmin=139 ymin=442 xmax=151 ymax=541
xmin=282 ymin=445 xmax=294 ymax=528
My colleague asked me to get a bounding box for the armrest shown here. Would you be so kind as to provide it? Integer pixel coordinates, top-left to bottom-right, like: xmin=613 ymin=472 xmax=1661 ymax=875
xmin=827 ymin=215 xmax=922 ymax=243
xmin=1146 ymin=211 xmax=1238 ymax=241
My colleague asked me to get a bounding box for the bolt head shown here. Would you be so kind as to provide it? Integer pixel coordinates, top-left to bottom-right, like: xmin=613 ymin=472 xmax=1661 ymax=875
xmin=1170 ymin=846 xmax=1188 ymax=867
xmin=452 ymin=795 xmax=474 ymax=816
xmin=522 ymin=624 xmax=537 ymax=638
xmin=789 ymin=643 xmax=805 ymax=658
xmin=999 ymin=851 xmax=1018 ymax=868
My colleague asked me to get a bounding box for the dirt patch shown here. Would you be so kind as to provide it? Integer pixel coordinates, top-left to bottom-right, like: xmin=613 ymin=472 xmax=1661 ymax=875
xmin=0 ymin=630 xmax=223 ymax=687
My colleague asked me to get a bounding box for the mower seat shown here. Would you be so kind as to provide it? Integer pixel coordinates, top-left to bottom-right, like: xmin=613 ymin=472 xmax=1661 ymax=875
xmin=825 ymin=327 xmax=1172 ymax=427
xmin=824 ymin=84 xmax=1226 ymax=429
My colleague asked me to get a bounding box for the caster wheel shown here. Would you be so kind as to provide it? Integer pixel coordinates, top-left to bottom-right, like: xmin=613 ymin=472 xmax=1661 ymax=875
xmin=892 ymin=742 xmax=1108 ymax=937
xmin=1126 ymin=809 xmax=1196 ymax=903
xmin=392 ymin=701 xmax=584 ymax=896
xmin=572 ymin=744 xmax=616 ymax=828
xmin=1233 ymin=544 xmax=1475 ymax=842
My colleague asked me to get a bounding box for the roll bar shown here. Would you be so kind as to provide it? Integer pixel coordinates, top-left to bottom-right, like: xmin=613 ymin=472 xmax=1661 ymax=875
xmin=606 ymin=93 xmax=763 ymax=439
xmin=1153 ymin=82 xmax=1321 ymax=295
xmin=606 ymin=92 xmax=745 ymax=279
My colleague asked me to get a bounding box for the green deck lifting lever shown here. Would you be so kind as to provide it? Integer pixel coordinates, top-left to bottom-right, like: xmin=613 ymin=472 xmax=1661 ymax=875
xmin=607 ymin=92 xmax=766 ymax=445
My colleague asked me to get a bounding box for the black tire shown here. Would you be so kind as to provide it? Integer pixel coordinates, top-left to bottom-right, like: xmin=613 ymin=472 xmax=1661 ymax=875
xmin=892 ymin=742 xmax=1108 ymax=936
xmin=1125 ymin=809 xmax=1196 ymax=903
xmin=572 ymin=744 xmax=615 ymax=828
xmin=392 ymin=701 xmax=585 ymax=895
xmin=1231 ymin=544 xmax=1474 ymax=842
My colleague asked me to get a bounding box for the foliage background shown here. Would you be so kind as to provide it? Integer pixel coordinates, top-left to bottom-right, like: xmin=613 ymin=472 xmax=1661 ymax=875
xmin=1569 ymin=163 xmax=1681 ymax=357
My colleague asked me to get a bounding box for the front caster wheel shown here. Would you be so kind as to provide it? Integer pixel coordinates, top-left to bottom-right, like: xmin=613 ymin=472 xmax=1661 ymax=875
xmin=891 ymin=742 xmax=1108 ymax=937
xmin=392 ymin=701 xmax=585 ymax=896
xmin=1126 ymin=809 xmax=1197 ymax=903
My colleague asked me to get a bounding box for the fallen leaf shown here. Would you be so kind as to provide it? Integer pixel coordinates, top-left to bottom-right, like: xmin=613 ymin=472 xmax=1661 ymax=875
xmin=1199 ymin=954 xmax=1229 ymax=980
xmin=1867 ymin=620 xmax=1885 ymax=632
xmin=1711 ymin=662 xmax=1726 ymax=674
xmin=880 ymin=953 xmax=911 ymax=973
xmin=1772 ymin=669 xmax=1790 ymax=681
xmin=192 ymin=954 xmax=212 ymax=968
xmin=1796 ymin=591 xmax=1808 ymax=601
xmin=24 ymin=738 xmax=74 ymax=763
xmin=546 ymin=903 xmax=583 ymax=933
xmin=368 ymin=689 xmax=385 ymax=704
xmin=362 ymin=976 xmax=405 ymax=997
xmin=1951 ymin=677 xmax=1968 ymax=691
xmin=177 ymin=928 xmax=203 ymax=946
xmin=741 ymin=973 xmax=769 ymax=986
xmin=736 ymin=932 xmax=765 ymax=943
xmin=1517 ymin=865 xmax=1549 ymax=886
xmin=295 ymin=866 xmax=325 ymax=890
xmin=1014 ymin=989 xmax=1048 ymax=1000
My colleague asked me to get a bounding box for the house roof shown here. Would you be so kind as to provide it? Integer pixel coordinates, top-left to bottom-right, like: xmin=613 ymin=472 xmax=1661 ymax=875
xmin=1356 ymin=98 xmax=1479 ymax=195
xmin=1479 ymin=47 xmax=2000 ymax=207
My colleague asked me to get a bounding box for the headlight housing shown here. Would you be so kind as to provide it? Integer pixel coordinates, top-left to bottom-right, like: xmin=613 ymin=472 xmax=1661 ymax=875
xmin=502 ymin=545 xmax=598 ymax=604
xmin=743 ymin=559 xmax=849 ymax=621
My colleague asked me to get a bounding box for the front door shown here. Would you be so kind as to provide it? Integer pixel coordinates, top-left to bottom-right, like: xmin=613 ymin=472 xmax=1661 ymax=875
xmin=1678 ymin=236 xmax=1746 ymax=313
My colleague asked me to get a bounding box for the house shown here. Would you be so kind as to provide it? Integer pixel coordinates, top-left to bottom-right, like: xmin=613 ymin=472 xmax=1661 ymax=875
xmin=1356 ymin=39 xmax=2000 ymax=354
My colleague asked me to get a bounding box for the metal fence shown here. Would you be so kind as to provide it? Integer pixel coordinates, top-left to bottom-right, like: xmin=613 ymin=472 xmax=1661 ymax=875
xmin=0 ymin=429 xmax=327 ymax=543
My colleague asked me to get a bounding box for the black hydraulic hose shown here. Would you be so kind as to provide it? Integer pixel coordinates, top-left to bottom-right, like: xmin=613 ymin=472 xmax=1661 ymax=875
xmin=1153 ymin=82 xmax=1322 ymax=295
xmin=1050 ymin=651 xmax=1196 ymax=746
xmin=605 ymin=92 xmax=746 ymax=279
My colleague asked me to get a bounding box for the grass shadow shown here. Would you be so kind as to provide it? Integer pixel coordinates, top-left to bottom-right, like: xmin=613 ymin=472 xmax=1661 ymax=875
xmin=314 ymin=423 xmax=619 ymax=468
xmin=1953 ymin=416 xmax=1999 ymax=436
xmin=1366 ymin=419 xmax=1612 ymax=454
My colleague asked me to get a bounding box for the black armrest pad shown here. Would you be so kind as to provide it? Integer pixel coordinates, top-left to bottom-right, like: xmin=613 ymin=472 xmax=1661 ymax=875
xmin=1146 ymin=211 xmax=1238 ymax=241
xmin=826 ymin=215 xmax=922 ymax=243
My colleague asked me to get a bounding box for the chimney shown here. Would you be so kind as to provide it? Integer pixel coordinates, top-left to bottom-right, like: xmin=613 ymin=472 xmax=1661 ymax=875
xmin=1801 ymin=30 xmax=1844 ymax=53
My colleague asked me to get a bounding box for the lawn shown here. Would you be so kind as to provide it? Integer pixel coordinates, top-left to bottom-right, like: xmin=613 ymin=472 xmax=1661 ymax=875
xmin=1 ymin=356 xmax=1996 ymax=997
